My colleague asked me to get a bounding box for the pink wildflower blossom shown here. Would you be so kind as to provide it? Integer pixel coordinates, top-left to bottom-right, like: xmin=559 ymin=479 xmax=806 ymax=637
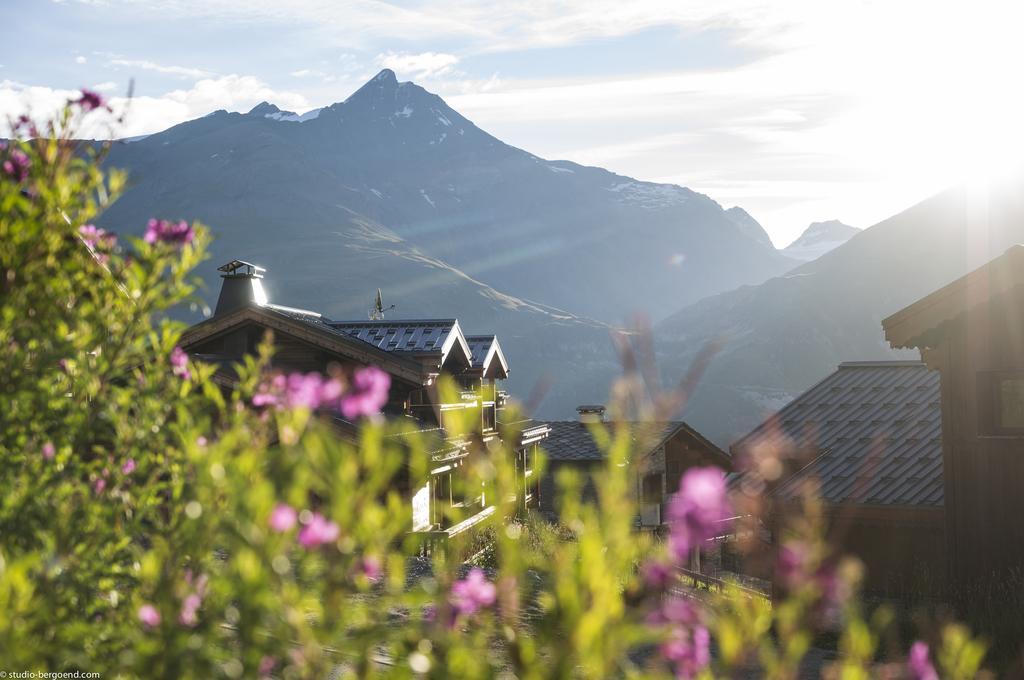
xmin=42 ymin=441 xmax=55 ymax=461
xmin=73 ymin=89 xmax=107 ymax=112
xmin=144 ymin=218 xmax=194 ymax=246
xmin=3 ymin=149 xmax=30 ymax=183
xmin=170 ymin=346 xmax=190 ymax=380
xmin=178 ymin=593 xmax=202 ymax=627
xmin=661 ymin=625 xmax=711 ymax=679
xmin=908 ymin=641 xmax=938 ymax=680
xmin=449 ymin=568 xmax=497 ymax=617
xmin=258 ymin=656 xmax=277 ymax=677
xmin=138 ymin=604 xmax=161 ymax=628
xmin=268 ymin=503 xmax=298 ymax=532
xmin=93 ymin=477 xmax=107 ymax=494
xmin=666 ymin=467 xmax=732 ymax=561
xmin=253 ymin=372 xmax=346 ymax=412
xmin=297 ymin=512 xmax=340 ymax=548
xmin=78 ymin=224 xmax=117 ymax=250
xmin=121 ymin=458 xmax=136 ymax=475
xmin=340 ymin=366 xmax=390 ymax=420
xmin=642 ymin=559 xmax=673 ymax=590
xmin=360 ymin=555 xmax=382 ymax=583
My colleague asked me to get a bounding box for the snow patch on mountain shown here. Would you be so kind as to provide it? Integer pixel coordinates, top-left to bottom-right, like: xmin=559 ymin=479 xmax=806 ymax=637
xmin=783 ymin=220 xmax=860 ymax=261
xmin=606 ymin=180 xmax=690 ymax=210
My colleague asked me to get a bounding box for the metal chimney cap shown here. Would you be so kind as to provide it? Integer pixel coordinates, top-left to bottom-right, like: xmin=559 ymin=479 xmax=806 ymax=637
xmin=217 ymin=259 xmax=265 ymax=278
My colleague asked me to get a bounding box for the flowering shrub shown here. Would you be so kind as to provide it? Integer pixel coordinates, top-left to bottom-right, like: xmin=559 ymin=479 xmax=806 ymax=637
xmin=0 ymin=98 xmax=994 ymax=678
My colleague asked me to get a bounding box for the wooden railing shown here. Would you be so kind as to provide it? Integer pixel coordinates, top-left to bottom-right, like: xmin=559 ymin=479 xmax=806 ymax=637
xmin=675 ymin=567 xmax=770 ymax=600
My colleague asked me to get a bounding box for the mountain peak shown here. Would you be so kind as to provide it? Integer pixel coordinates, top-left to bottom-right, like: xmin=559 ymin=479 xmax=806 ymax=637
xmin=783 ymin=219 xmax=860 ymax=261
xmin=725 ymin=206 xmax=774 ymax=249
xmin=247 ymin=101 xmax=281 ymax=116
xmin=372 ymin=68 xmax=398 ymax=85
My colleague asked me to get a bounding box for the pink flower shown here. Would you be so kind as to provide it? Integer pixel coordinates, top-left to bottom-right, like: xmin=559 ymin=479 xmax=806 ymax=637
xmin=178 ymin=593 xmax=202 ymax=627
xmin=3 ymin=149 xmax=30 ymax=183
xmin=93 ymin=477 xmax=107 ymax=494
xmin=253 ymin=372 xmax=346 ymax=412
xmin=449 ymin=568 xmax=496 ymax=617
xmin=666 ymin=467 xmax=732 ymax=561
xmin=78 ymin=224 xmax=117 ymax=250
xmin=642 ymin=560 xmax=673 ymax=590
xmin=121 ymin=458 xmax=136 ymax=475
xmin=777 ymin=540 xmax=809 ymax=589
xmin=268 ymin=503 xmax=297 ymax=532
xmin=73 ymin=89 xmax=107 ymax=112
xmin=138 ymin=604 xmax=161 ymax=628
xmin=297 ymin=512 xmax=340 ymax=548
xmin=360 ymin=555 xmax=382 ymax=583
xmin=42 ymin=441 xmax=55 ymax=461
xmin=144 ymin=218 xmax=194 ymax=246
xmin=258 ymin=656 xmax=277 ymax=677
xmin=661 ymin=625 xmax=711 ymax=679
xmin=340 ymin=366 xmax=390 ymax=420
xmin=908 ymin=641 xmax=938 ymax=680
xmin=170 ymin=346 xmax=190 ymax=380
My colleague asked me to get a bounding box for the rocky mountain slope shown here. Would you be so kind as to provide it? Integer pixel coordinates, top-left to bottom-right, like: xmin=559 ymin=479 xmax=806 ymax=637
xmin=97 ymin=69 xmax=796 ymax=417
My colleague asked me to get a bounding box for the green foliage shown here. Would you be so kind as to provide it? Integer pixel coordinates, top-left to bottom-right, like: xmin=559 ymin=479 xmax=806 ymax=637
xmin=0 ymin=103 xmax=993 ymax=678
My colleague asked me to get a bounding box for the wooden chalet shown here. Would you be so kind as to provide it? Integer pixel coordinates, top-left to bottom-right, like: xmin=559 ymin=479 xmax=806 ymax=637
xmin=732 ymin=361 xmax=945 ymax=596
xmin=883 ymin=245 xmax=1024 ymax=595
xmin=179 ymin=260 xmax=549 ymax=543
xmin=538 ymin=405 xmax=730 ymax=527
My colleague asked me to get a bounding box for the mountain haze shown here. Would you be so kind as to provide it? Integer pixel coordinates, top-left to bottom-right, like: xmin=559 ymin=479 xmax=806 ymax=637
xmin=656 ymin=178 xmax=1024 ymax=444
xmin=97 ymin=69 xmax=794 ymax=417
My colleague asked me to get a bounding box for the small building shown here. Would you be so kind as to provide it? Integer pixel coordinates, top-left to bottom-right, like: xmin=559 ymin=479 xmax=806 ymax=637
xmin=732 ymin=361 xmax=945 ymax=596
xmin=538 ymin=405 xmax=730 ymax=527
xmin=179 ymin=260 xmax=548 ymax=544
xmin=883 ymin=245 xmax=1024 ymax=593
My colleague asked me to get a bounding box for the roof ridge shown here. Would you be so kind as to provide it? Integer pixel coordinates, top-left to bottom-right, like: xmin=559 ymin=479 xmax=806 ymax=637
xmin=838 ymin=360 xmax=926 ymax=368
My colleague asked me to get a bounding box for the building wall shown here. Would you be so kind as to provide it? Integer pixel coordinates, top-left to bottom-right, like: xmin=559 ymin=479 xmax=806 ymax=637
xmin=931 ymin=288 xmax=1024 ymax=589
xmin=536 ymin=461 xmax=601 ymax=517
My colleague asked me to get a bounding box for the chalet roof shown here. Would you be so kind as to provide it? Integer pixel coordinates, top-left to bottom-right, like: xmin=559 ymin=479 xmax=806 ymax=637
xmin=180 ymin=305 xmax=426 ymax=384
xmin=541 ymin=420 xmax=728 ymax=463
xmin=324 ymin=319 xmax=473 ymax=369
xmin=465 ymin=335 xmax=509 ymax=379
xmin=734 ymin=361 xmax=943 ymax=507
xmin=884 ymin=244 xmax=1024 ymax=349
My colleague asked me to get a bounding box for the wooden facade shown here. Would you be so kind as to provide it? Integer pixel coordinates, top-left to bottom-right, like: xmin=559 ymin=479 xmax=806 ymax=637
xmin=538 ymin=406 xmax=729 ymax=527
xmin=732 ymin=361 xmax=946 ymax=597
xmin=884 ymin=245 xmax=1024 ymax=593
xmin=181 ymin=260 xmax=548 ymax=544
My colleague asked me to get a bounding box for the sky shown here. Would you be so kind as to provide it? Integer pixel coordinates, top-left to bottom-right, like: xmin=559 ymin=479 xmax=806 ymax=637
xmin=4 ymin=0 xmax=1024 ymax=247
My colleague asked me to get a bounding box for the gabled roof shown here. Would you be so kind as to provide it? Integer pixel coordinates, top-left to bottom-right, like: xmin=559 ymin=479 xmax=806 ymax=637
xmin=325 ymin=319 xmax=473 ymax=370
xmin=541 ymin=420 xmax=728 ymax=463
xmin=179 ymin=305 xmax=425 ymax=384
xmin=734 ymin=361 xmax=943 ymax=507
xmin=465 ymin=335 xmax=509 ymax=379
xmin=884 ymin=244 xmax=1024 ymax=349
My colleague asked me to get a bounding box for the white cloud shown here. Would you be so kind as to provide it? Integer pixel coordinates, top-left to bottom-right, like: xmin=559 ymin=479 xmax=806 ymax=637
xmin=75 ymin=55 xmax=87 ymax=64
xmin=91 ymin=81 xmax=118 ymax=92
xmin=0 ymin=75 xmax=310 ymax=138
xmin=107 ymin=58 xmax=214 ymax=79
xmin=377 ymin=52 xmax=460 ymax=80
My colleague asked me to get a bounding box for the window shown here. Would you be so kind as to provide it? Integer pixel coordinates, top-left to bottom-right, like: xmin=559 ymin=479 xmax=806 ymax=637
xmin=641 ymin=473 xmax=662 ymax=503
xmin=979 ymin=370 xmax=1024 ymax=435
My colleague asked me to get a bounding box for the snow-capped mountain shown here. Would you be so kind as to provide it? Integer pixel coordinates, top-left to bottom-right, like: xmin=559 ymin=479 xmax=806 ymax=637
xmin=247 ymin=101 xmax=323 ymax=122
xmin=97 ymin=69 xmax=795 ymax=418
xmin=782 ymin=219 xmax=860 ymax=261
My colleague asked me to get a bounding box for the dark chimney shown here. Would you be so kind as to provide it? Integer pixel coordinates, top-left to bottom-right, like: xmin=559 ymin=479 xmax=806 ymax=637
xmin=214 ymin=260 xmax=268 ymax=316
xmin=576 ymin=404 xmax=606 ymax=424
